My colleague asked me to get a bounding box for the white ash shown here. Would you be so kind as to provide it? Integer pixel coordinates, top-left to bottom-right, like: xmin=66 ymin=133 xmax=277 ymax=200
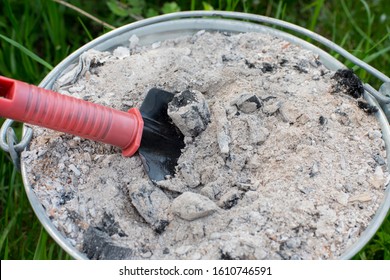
xmin=22 ymin=31 xmax=388 ymax=260
xmin=128 ymin=179 xmax=170 ymax=233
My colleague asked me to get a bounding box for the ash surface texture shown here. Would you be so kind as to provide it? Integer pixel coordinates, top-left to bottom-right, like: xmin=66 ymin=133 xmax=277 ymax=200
xmin=23 ymin=31 xmax=388 ymax=260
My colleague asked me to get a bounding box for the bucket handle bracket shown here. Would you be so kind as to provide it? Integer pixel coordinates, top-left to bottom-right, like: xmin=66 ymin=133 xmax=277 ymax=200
xmin=0 ymin=119 xmax=33 ymax=171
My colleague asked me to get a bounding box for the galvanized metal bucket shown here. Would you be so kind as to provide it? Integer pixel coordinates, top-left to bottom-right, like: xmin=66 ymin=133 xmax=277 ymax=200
xmin=2 ymin=11 xmax=390 ymax=260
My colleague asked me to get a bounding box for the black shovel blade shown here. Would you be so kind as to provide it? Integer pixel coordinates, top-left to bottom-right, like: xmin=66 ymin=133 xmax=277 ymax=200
xmin=138 ymin=88 xmax=185 ymax=182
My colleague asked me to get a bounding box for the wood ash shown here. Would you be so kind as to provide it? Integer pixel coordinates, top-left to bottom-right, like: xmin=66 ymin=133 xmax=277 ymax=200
xmin=22 ymin=31 xmax=388 ymax=259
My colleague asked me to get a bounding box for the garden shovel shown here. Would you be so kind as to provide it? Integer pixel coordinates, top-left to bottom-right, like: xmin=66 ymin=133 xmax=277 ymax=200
xmin=0 ymin=76 xmax=184 ymax=181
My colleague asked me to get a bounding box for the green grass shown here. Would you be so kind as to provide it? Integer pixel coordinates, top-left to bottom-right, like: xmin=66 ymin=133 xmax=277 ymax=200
xmin=0 ymin=0 xmax=389 ymax=260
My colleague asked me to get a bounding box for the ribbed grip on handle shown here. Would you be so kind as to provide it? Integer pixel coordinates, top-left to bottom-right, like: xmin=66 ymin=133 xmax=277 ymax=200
xmin=0 ymin=76 xmax=143 ymax=157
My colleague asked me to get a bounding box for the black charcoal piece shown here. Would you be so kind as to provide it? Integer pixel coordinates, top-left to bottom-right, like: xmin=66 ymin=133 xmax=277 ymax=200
xmin=90 ymin=60 xmax=104 ymax=68
xmin=59 ymin=191 xmax=74 ymax=205
xmin=154 ymin=220 xmax=169 ymax=234
xmin=358 ymin=100 xmax=378 ymax=114
xmin=279 ymin=59 xmax=288 ymax=66
xmin=245 ymin=59 xmax=256 ymax=68
xmin=314 ymin=58 xmax=322 ymax=67
xmin=231 ymin=93 xmax=262 ymax=114
xmin=98 ymin=212 xmax=127 ymax=237
xmin=168 ymin=89 xmax=210 ymax=137
xmin=261 ymin=96 xmax=277 ymax=102
xmin=83 ymin=227 xmax=133 ymax=260
xmin=293 ymin=64 xmax=308 ymax=73
xmin=319 ymin=115 xmax=327 ymax=125
xmin=261 ymin=63 xmax=274 ymax=73
xmin=332 ymin=69 xmax=364 ymax=98
xmin=220 ymin=251 xmax=234 ymax=260
xmin=222 ymin=54 xmax=230 ymax=62
xmin=218 ymin=189 xmax=243 ymax=210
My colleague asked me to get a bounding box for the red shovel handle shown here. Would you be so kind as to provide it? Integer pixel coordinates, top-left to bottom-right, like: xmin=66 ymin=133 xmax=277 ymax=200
xmin=0 ymin=76 xmax=143 ymax=157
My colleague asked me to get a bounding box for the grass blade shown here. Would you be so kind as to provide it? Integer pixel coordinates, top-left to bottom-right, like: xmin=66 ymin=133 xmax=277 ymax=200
xmin=3 ymin=0 xmax=18 ymax=31
xmin=0 ymin=34 xmax=53 ymax=70
xmin=365 ymin=45 xmax=390 ymax=65
xmin=33 ymin=228 xmax=48 ymax=260
xmin=300 ymin=0 xmax=325 ymax=43
xmin=340 ymin=0 xmax=374 ymax=46
xmin=0 ymin=209 xmax=21 ymax=256
xmin=366 ymin=32 xmax=390 ymax=54
xmin=78 ymin=17 xmax=94 ymax=41
xmin=275 ymin=1 xmax=286 ymax=20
